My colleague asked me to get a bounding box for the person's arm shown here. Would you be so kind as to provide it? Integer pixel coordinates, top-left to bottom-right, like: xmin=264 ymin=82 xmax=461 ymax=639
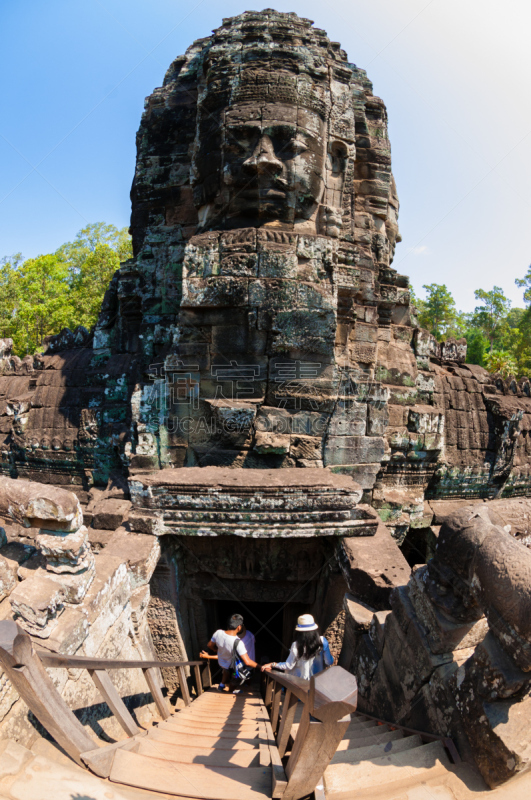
xmin=199 ymin=638 xmax=218 ymax=658
xmin=262 ymin=642 xmax=297 ymax=672
xmin=241 ymin=652 xmax=258 ymax=669
xmin=237 ymin=640 xmax=257 ymax=669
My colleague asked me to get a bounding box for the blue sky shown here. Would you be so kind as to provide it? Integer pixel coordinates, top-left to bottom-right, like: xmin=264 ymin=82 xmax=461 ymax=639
xmin=1 ymin=0 xmax=530 ymax=312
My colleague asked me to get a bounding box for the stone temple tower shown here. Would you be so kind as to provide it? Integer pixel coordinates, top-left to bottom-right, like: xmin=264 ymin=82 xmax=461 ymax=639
xmin=0 ymin=9 xmax=530 ymax=534
xmin=93 ymin=8 xmax=406 ymax=485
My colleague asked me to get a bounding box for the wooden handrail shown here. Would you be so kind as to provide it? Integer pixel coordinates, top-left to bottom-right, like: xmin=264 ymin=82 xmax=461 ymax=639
xmin=264 ymin=667 xmax=358 ymax=800
xmin=265 ymin=666 xmax=357 ymax=722
xmin=37 ymin=652 xmax=204 ymax=670
xmin=0 ymin=620 xmax=212 ymax=768
xmin=356 ymin=711 xmax=461 ymax=764
xmin=264 ymin=669 xmax=309 ymax=704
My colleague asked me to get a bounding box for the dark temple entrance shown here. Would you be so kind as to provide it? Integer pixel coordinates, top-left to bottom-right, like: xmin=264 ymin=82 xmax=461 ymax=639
xmin=148 ymin=535 xmax=350 ymax=680
xmin=205 ymin=599 xmax=309 ymax=665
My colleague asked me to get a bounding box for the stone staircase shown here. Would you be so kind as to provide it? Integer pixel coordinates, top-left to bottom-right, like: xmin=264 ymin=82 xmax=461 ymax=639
xmin=287 ymin=704 xmax=451 ymax=798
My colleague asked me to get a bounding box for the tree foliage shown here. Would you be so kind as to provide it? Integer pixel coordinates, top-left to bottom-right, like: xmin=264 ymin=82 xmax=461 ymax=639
xmin=414 ymin=275 xmax=531 ymax=378
xmin=417 ymin=283 xmax=457 ymax=339
xmin=0 ymin=223 xmax=131 ymax=355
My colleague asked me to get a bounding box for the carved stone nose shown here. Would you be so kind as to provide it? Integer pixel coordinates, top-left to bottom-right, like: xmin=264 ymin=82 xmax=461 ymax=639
xmin=243 ymin=134 xmax=283 ymax=176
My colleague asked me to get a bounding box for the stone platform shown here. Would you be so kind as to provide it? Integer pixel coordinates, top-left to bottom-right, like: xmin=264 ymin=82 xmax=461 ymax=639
xmin=128 ymin=467 xmax=379 ymax=538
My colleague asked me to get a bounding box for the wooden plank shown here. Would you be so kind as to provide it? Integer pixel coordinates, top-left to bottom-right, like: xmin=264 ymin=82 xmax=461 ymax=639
xmin=110 ymin=749 xmax=272 ymax=799
xmin=81 ymin=732 xmax=147 ymax=778
xmin=149 ymin=727 xmax=260 ymax=751
xmin=202 ymin=659 xmax=212 ymax=688
xmin=277 ymin=691 xmax=298 ymax=758
xmin=38 ymin=651 xmax=204 ymax=670
xmin=143 ymin=666 xmax=171 ymax=720
xmin=264 ymin=672 xmax=309 ymax=705
xmin=158 ymin=722 xmax=260 ymax=740
xmin=310 ymin=668 xmax=357 ymax=724
xmin=163 ymin=717 xmax=260 ymax=731
xmin=179 ymin=665 xmax=191 ymax=707
xmin=89 ymin=668 xmax=140 ymax=737
xmin=193 ymin=663 xmax=203 ymax=696
xmin=259 ymin=743 xmax=271 ymax=766
xmin=264 ymin=676 xmax=273 ymax=710
xmin=283 ymin=716 xmax=350 ymax=800
xmin=137 ymin=738 xmax=262 ymax=767
xmin=271 ymin=683 xmax=282 ymax=735
xmin=176 ymin=707 xmax=265 ymax=720
xmin=0 ymin=625 xmax=95 ymax=766
xmin=258 ymin=719 xmax=287 ymax=799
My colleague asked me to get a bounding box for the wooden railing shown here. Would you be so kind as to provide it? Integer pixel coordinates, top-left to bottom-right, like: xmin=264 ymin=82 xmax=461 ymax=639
xmin=263 ymin=666 xmax=358 ymax=800
xmin=0 ymin=620 xmax=210 ymax=769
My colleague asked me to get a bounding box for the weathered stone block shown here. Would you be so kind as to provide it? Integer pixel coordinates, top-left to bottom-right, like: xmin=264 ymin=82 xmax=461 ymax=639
xmin=91 ymin=498 xmax=132 ymax=531
xmin=104 ymin=530 xmax=161 ymax=589
xmin=324 ymin=435 xmax=385 ymax=465
xmin=328 ymin=402 xmax=367 ymax=436
xmin=253 ymin=431 xmax=291 ymax=454
xmin=10 ymin=575 xmax=65 ymax=637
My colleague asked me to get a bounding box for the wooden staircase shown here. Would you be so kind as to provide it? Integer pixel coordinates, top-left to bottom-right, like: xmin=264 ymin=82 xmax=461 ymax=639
xmin=107 ymin=689 xmax=277 ymax=799
xmin=0 ymin=621 xmax=462 ymax=800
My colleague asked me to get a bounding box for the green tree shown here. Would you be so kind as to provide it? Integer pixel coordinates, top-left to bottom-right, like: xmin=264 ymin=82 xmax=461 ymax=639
xmin=0 ymin=254 xmax=23 ymax=342
xmin=515 ymin=265 xmax=531 ymax=307
xmin=472 ymin=286 xmax=511 ymax=350
xmin=464 ymin=329 xmax=488 ymax=366
xmin=13 ymin=254 xmax=74 ymax=355
xmin=484 ymin=350 xmax=517 ymax=377
xmin=418 ymin=284 xmax=457 ymax=339
xmin=0 ymin=222 xmax=132 ymax=356
xmin=56 ymin=222 xmax=132 ymax=277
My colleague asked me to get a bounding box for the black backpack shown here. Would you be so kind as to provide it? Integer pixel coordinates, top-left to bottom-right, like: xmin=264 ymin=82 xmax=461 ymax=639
xmin=230 ymin=639 xmax=252 ymax=684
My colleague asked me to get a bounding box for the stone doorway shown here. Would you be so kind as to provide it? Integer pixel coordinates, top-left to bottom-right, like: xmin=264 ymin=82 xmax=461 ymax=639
xmin=147 ymin=533 xmax=350 ymax=690
xmin=205 ymin=599 xmax=308 ymax=666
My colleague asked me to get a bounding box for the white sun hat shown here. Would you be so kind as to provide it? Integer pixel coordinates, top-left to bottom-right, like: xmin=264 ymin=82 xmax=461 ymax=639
xmin=295 ymin=614 xmax=318 ymax=631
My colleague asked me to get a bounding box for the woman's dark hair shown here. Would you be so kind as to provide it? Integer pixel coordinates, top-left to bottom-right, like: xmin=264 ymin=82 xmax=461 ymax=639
xmin=295 ymin=628 xmax=322 ymax=660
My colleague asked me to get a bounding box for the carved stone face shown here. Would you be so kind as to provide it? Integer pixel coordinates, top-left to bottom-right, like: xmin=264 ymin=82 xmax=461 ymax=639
xmin=196 ymin=102 xmax=327 ymax=229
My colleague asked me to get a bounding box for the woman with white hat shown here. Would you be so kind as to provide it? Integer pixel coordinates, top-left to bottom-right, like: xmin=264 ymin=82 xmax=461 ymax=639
xmin=261 ymin=614 xmax=333 ymax=680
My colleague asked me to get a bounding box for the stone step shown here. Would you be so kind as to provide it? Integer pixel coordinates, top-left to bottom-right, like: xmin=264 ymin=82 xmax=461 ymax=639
xmin=337 ymin=728 xmax=404 ymax=751
xmin=331 ymin=734 xmax=423 ymax=764
xmin=324 ymin=740 xmax=451 ymax=799
xmin=291 ymin=718 xmax=380 ymax=740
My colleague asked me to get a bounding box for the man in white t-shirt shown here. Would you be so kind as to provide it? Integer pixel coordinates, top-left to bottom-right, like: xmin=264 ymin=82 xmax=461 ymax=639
xmin=201 ymin=614 xmax=258 ymax=691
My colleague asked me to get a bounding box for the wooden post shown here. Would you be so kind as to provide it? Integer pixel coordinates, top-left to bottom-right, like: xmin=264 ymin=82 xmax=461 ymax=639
xmin=264 ymin=675 xmax=273 ymax=710
xmin=178 ymin=665 xmax=191 ymax=706
xmin=277 ymin=689 xmax=298 ymax=757
xmin=143 ymin=667 xmax=171 ymax=720
xmin=89 ymin=669 xmax=140 ymax=737
xmin=193 ymin=664 xmax=203 ymax=697
xmin=201 ymin=659 xmax=212 ymax=688
xmin=0 ymin=622 xmax=95 ymax=767
xmin=283 ymin=713 xmax=351 ymax=800
xmin=271 ymin=681 xmax=283 ymax=735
